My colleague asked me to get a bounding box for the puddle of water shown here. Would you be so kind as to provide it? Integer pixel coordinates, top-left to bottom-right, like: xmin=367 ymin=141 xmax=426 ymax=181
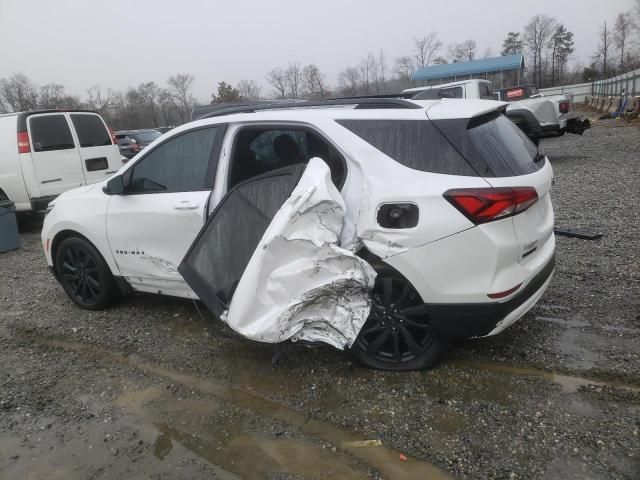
xmin=448 ymin=359 xmax=640 ymax=394
xmin=47 ymin=339 xmax=453 ymax=480
xmin=153 ymin=432 xmax=173 ymax=460
xmin=554 ymin=328 xmax=604 ymax=370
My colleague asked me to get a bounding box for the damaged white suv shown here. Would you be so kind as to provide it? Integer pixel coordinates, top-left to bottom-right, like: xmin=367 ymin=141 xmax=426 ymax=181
xmin=42 ymin=97 xmax=555 ymax=371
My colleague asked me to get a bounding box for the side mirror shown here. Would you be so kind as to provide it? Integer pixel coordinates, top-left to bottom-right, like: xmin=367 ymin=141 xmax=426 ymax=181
xmin=103 ymin=175 xmax=124 ymax=195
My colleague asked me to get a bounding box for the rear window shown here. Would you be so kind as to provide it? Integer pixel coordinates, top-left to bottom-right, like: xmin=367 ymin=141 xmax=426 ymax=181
xmin=412 ymin=86 xmax=463 ymax=100
xmin=71 ymin=114 xmax=111 ymax=147
xmin=337 ymin=119 xmax=476 ymax=176
xmin=29 ymin=115 xmax=75 ymax=152
xmin=434 ymin=112 xmax=542 ymax=177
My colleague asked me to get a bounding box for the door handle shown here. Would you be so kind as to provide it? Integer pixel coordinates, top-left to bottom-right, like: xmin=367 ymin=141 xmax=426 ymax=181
xmin=173 ymin=201 xmax=199 ymax=210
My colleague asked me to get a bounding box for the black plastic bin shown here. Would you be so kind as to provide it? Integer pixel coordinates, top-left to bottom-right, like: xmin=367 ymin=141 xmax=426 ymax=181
xmin=0 ymin=200 xmax=20 ymax=253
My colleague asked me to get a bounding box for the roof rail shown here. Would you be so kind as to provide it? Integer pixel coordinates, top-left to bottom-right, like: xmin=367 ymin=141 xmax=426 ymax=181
xmin=197 ymin=97 xmax=421 ymax=120
xmin=329 ymin=92 xmax=416 ymax=100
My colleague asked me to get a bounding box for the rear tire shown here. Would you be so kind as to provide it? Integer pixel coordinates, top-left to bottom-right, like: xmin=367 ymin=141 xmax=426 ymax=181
xmin=352 ymin=266 xmax=448 ymax=371
xmin=54 ymin=237 xmax=120 ymax=310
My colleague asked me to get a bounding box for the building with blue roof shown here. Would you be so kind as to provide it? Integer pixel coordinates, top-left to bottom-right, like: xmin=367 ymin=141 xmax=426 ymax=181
xmin=412 ymin=53 xmax=525 ymax=89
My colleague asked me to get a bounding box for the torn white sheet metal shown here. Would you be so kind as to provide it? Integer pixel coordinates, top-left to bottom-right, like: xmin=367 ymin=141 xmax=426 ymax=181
xmin=223 ymin=158 xmax=377 ymax=350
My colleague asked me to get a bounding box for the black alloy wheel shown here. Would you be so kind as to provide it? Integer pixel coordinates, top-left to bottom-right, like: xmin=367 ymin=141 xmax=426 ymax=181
xmin=55 ymin=237 xmax=119 ymax=310
xmin=353 ymin=267 xmax=447 ymax=371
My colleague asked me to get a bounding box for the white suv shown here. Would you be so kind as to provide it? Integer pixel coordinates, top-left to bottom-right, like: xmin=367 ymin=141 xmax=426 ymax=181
xmin=42 ymin=98 xmax=555 ymax=371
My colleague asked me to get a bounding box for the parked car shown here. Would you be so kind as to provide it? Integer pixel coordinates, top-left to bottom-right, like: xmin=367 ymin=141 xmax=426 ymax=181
xmin=115 ymin=129 xmax=162 ymax=150
xmin=0 ymin=109 xmax=121 ymax=212
xmin=404 ymin=79 xmax=590 ymax=144
xmin=42 ymin=98 xmax=555 ymax=371
xmin=154 ymin=126 xmax=174 ymax=134
xmin=115 ymin=134 xmax=141 ymax=160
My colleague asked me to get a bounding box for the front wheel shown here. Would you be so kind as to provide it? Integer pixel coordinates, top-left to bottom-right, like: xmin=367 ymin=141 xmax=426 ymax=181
xmin=352 ymin=267 xmax=447 ymax=371
xmin=54 ymin=237 xmax=120 ymax=310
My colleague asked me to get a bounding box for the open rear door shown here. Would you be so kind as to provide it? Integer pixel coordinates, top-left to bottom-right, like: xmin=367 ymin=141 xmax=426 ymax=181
xmin=178 ymin=158 xmax=375 ymax=349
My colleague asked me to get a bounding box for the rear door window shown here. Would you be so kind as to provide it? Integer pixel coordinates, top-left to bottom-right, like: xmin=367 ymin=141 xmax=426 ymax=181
xmin=229 ymin=127 xmax=346 ymax=188
xmin=29 ymin=115 xmax=75 ymax=152
xmin=337 ymin=119 xmax=477 ymax=176
xmin=70 ymin=114 xmax=112 ymax=147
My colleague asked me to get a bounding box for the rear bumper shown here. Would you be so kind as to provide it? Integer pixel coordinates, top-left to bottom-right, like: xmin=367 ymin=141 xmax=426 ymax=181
xmin=30 ymin=196 xmax=57 ymax=212
xmin=428 ymin=254 xmax=555 ymax=340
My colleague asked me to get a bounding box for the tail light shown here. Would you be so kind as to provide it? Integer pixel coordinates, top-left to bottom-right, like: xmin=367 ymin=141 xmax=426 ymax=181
xmin=17 ymin=131 xmax=30 ymax=153
xmin=108 ymin=127 xmax=117 ymax=144
xmin=443 ymin=187 xmax=538 ymax=224
xmin=559 ymin=101 xmax=570 ymax=114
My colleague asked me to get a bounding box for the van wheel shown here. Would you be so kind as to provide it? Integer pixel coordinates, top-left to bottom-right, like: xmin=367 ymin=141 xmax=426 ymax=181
xmin=55 ymin=237 xmax=119 ymax=310
xmin=352 ymin=267 xmax=447 ymax=371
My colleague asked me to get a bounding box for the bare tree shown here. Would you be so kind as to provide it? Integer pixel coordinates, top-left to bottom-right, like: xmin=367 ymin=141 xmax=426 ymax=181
xmin=266 ymin=67 xmax=288 ymax=99
xmin=377 ymin=50 xmax=387 ymax=92
xmin=593 ymin=20 xmax=613 ymax=78
xmin=359 ymin=55 xmax=375 ymax=95
xmin=482 ymin=47 xmax=495 ymax=59
xmin=413 ymin=32 xmax=442 ymax=68
xmin=613 ymin=12 xmax=634 ymax=71
xmin=524 ymin=14 xmax=558 ymax=87
xmin=302 ymin=64 xmax=326 ymax=99
xmin=137 ymin=82 xmax=161 ymax=125
xmin=237 ymin=80 xmax=262 ymax=100
xmin=167 ymin=74 xmax=195 ymax=123
xmin=285 ymin=62 xmax=302 ymax=99
xmin=448 ymin=40 xmax=476 ymax=63
xmin=0 ymin=73 xmax=39 ymax=111
xmin=395 ymin=56 xmax=416 ymax=87
xmin=338 ymin=67 xmax=361 ymax=96
xmin=86 ymin=85 xmax=114 ymax=111
xmin=39 ymin=83 xmax=79 ymax=109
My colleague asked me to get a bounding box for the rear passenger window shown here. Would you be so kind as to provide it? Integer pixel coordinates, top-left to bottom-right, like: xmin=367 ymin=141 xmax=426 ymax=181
xmin=29 ymin=115 xmax=75 ymax=152
xmin=229 ymin=127 xmax=346 ymax=188
xmin=128 ymin=127 xmax=220 ymax=194
xmin=71 ymin=114 xmax=112 ymax=147
xmin=337 ymin=119 xmax=477 ymax=176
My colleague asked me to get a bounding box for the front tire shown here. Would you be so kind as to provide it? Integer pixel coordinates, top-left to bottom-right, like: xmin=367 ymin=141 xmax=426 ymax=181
xmin=352 ymin=266 xmax=448 ymax=371
xmin=54 ymin=237 xmax=119 ymax=310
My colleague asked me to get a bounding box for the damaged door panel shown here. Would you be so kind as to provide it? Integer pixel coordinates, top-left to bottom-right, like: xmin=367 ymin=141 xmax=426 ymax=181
xmin=179 ymin=158 xmax=376 ymax=349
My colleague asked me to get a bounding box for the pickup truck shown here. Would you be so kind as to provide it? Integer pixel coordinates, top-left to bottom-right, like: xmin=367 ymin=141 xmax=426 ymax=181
xmin=403 ymin=80 xmax=590 ymax=144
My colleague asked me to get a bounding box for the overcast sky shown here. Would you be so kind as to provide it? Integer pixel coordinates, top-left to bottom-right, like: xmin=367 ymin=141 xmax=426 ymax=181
xmin=0 ymin=0 xmax=636 ymax=102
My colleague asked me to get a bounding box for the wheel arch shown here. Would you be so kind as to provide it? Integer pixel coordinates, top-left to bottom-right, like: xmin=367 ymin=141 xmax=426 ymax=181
xmin=51 ymin=229 xmax=107 ymax=273
xmin=50 ymin=229 xmax=130 ymax=296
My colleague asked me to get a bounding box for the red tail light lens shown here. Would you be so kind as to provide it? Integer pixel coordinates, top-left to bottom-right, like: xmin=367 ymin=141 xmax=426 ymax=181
xmin=444 ymin=187 xmax=538 ymax=224
xmin=17 ymin=131 xmax=31 ymax=153
xmin=559 ymin=101 xmax=570 ymax=114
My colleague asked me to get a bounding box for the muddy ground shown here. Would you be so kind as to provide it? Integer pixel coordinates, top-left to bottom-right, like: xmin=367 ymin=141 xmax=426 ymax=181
xmin=1 ymin=116 xmax=639 ymax=480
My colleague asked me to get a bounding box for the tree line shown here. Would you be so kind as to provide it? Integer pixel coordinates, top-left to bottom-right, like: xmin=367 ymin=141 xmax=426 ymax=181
xmin=1 ymin=3 xmax=639 ymax=129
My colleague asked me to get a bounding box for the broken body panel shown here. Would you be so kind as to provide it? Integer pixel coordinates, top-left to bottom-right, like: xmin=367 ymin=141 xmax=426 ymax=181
xmin=179 ymin=159 xmax=376 ymax=349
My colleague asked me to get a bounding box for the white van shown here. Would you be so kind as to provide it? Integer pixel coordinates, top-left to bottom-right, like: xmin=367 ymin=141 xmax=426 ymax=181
xmin=0 ymin=110 xmax=122 ymax=212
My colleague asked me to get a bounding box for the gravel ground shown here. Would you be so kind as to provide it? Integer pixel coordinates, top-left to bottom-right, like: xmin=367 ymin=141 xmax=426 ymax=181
xmin=0 ymin=116 xmax=638 ymax=479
